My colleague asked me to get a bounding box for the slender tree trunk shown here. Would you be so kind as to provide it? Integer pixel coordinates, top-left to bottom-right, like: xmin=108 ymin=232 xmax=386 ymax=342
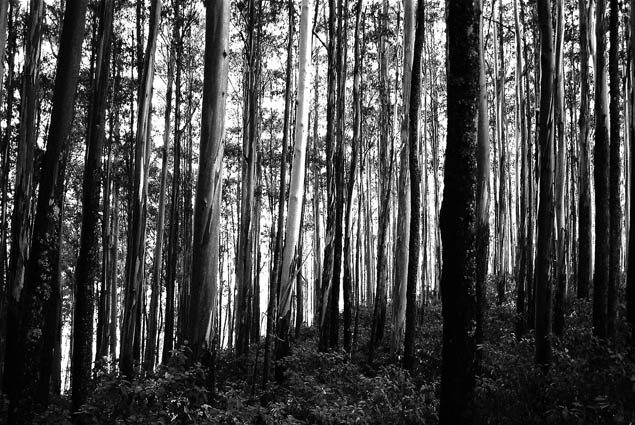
xmin=594 ymin=0 xmax=610 ymax=340
xmin=4 ymin=0 xmax=44 ymax=405
xmin=476 ymin=0 xmax=490 ymax=356
xmin=607 ymin=0 xmax=621 ymax=342
xmin=392 ymin=0 xmax=413 ymax=356
xmin=535 ymin=0 xmax=555 ymax=368
xmin=276 ymin=0 xmax=312 ymax=378
xmin=403 ymin=0 xmax=424 ymax=373
xmin=370 ymin=0 xmax=393 ymax=356
xmin=439 ymin=0 xmax=479 ymax=421
xmin=121 ymin=0 xmax=162 ymax=377
xmin=628 ymin=0 xmax=635 ymax=338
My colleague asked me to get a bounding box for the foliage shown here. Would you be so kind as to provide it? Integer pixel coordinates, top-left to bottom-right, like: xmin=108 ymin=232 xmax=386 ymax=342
xmin=35 ymin=296 xmax=635 ymax=424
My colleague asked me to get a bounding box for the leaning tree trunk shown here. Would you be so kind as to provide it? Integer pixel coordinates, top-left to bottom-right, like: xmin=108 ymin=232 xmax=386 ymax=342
xmin=275 ymin=0 xmax=312 ymax=380
xmin=593 ymin=0 xmax=610 ymax=340
xmin=187 ymin=0 xmax=230 ymax=362
xmin=4 ymin=0 xmax=43 ymax=406
xmin=120 ymin=0 xmax=162 ymax=377
xmin=8 ymin=0 xmax=87 ymax=421
xmin=439 ymin=0 xmax=479 ymax=423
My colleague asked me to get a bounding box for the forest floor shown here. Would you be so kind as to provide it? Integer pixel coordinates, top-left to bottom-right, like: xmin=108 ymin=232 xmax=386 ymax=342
xmin=12 ymin=291 xmax=635 ymax=424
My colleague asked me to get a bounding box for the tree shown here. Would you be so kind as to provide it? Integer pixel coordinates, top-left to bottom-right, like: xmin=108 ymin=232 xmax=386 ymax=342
xmin=628 ymin=0 xmax=635 ymax=339
xmin=439 ymin=0 xmax=479 ymax=422
xmin=275 ymin=0 xmax=312 ymax=379
xmin=6 ymin=0 xmax=87 ymax=421
xmin=607 ymin=0 xmax=621 ymax=341
xmin=72 ymin=0 xmax=110 ymax=414
xmin=402 ymin=0 xmax=424 ymax=373
xmin=535 ymin=0 xmax=555 ymax=367
xmin=593 ymin=0 xmax=610 ymax=340
xmin=578 ymin=0 xmax=592 ymax=300
xmin=120 ymin=0 xmax=162 ymax=377
xmin=392 ymin=0 xmax=414 ymax=356
xmin=187 ymin=0 xmax=230 ymax=361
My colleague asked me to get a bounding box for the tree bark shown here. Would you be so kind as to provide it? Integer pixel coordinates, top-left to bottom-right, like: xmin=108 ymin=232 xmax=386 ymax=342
xmin=439 ymin=0 xmax=479 ymax=422
xmin=187 ymin=0 xmax=230 ymax=361
xmin=593 ymin=0 xmax=610 ymax=340
xmin=275 ymin=0 xmax=312 ymax=380
xmin=120 ymin=0 xmax=162 ymax=377
xmin=403 ymin=0 xmax=424 ymax=373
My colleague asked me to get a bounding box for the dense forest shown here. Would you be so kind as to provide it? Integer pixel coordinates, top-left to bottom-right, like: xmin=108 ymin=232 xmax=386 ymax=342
xmin=0 ymin=0 xmax=634 ymax=423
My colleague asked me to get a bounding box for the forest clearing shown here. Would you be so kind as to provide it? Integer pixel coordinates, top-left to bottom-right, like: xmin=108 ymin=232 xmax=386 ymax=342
xmin=0 ymin=0 xmax=634 ymax=423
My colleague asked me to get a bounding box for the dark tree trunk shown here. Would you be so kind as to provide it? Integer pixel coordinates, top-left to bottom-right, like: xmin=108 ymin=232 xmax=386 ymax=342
xmin=403 ymin=0 xmax=424 ymax=373
xmin=607 ymin=0 xmax=621 ymax=341
xmin=72 ymin=0 xmax=112 ymax=415
xmin=439 ymin=0 xmax=479 ymax=423
xmin=593 ymin=0 xmax=610 ymax=340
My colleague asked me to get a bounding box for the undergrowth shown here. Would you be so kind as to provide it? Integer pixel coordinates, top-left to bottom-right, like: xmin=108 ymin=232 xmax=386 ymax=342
xmin=30 ymin=295 xmax=635 ymax=424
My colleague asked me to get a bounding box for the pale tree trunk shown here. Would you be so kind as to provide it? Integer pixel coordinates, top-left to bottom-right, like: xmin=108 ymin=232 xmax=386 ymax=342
xmin=392 ymin=0 xmax=413 ymax=356
xmin=553 ymin=0 xmax=567 ymax=337
xmin=263 ymin=0 xmax=293 ymax=384
xmin=187 ymin=0 xmax=229 ymax=362
xmin=121 ymin=0 xmax=162 ymax=377
xmin=276 ymin=0 xmax=312 ymax=379
xmin=236 ymin=0 xmax=261 ymax=356
xmin=535 ymin=0 xmax=555 ymax=368
xmin=145 ymin=22 xmax=176 ymax=371
xmin=439 ymin=0 xmax=479 ymax=420
xmin=476 ymin=0 xmax=490 ymax=356
xmin=627 ymin=0 xmax=635 ymax=345
xmin=370 ymin=0 xmax=393 ymax=357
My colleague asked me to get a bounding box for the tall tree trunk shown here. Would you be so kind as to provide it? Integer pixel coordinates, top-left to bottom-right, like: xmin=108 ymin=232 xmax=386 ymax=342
xmin=8 ymin=0 xmax=87 ymax=420
xmin=402 ymin=0 xmax=424 ymax=373
xmin=3 ymin=0 xmax=44 ymax=404
xmin=275 ymin=0 xmax=312 ymax=380
xmin=392 ymin=0 xmax=413 ymax=356
xmin=577 ymin=0 xmax=593 ymax=298
xmin=628 ymin=0 xmax=635 ymax=338
xmin=187 ymin=0 xmax=229 ymax=361
xmin=553 ymin=0 xmax=567 ymax=337
xmin=319 ymin=0 xmax=339 ymax=352
xmin=370 ymin=0 xmax=393 ymax=356
xmin=476 ymin=0 xmax=490 ymax=356
xmin=263 ymin=0 xmax=293 ymax=384
xmin=439 ymin=0 xmax=479 ymax=421
xmin=236 ymin=0 xmax=261 ymax=356
xmin=344 ymin=0 xmax=362 ymax=354
xmin=71 ymin=0 xmax=110 ymax=415
xmin=0 ymin=0 xmax=21 ymax=393
xmin=145 ymin=16 xmax=175 ymax=370
xmin=120 ymin=0 xmax=162 ymax=377
xmin=594 ymin=0 xmax=610 ymax=340
xmin=535 ymin=0 xmax=555 ymax=368
xmin=607 ymin=0 xmax=621 ymax=342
